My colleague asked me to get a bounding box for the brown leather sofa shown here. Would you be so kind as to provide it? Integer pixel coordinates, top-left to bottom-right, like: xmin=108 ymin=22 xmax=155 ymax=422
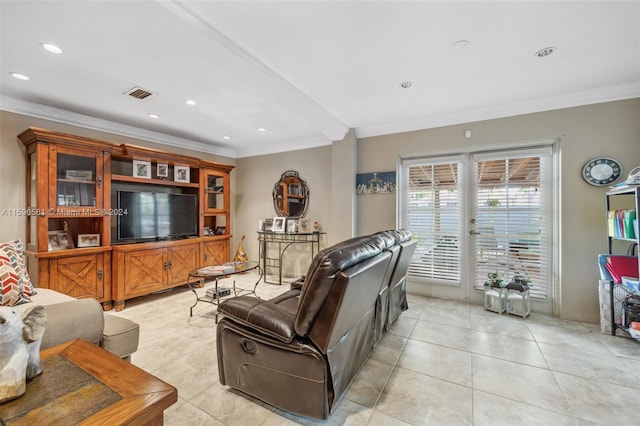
xmin=216 ymin=230 xmax=415 ymax=419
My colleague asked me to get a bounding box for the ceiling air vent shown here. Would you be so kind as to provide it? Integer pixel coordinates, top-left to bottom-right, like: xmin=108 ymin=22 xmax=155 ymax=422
xmin=124 ymin=86 xmax=155 ymax=100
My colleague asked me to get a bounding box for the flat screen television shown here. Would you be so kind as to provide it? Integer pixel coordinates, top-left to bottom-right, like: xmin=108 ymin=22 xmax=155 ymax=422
xmin=116 ymin=190 xmax=198 ymax=242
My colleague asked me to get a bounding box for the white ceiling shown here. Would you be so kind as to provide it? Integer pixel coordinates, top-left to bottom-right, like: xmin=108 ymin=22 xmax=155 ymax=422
xmin=1 ymin=1 xmax=639 ymax=158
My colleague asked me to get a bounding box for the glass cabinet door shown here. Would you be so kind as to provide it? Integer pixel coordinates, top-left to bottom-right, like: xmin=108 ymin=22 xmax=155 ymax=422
xmin=204 ymin=171 xmax=226 ymax=213
xmin=28 ymin=152 xmax=38 ymax=247
xmin=50 ymin=146 xmax=103 ymax=211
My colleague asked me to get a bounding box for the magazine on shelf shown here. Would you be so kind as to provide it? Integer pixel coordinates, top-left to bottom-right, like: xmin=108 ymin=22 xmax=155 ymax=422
xmin=199 ymin=265 xmax=235 ymax=274
xmin=205 ymin=287 xmax=231 ymax=298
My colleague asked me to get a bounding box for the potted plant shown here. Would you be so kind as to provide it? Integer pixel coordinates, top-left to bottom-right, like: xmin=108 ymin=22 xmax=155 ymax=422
xmin=483 ymin=272 xmax=504 ymax=288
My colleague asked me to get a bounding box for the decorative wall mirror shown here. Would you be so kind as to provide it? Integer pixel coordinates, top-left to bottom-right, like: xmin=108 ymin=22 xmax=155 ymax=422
xmin=273 ymin=170 xmax=309 ymax=217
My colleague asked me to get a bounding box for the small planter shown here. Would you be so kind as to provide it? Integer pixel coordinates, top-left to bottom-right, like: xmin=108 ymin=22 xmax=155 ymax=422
xmin=483 ymin=273 xmax=506 ymax=314
xmin=484 ymin=286 xmax=507 ymax=314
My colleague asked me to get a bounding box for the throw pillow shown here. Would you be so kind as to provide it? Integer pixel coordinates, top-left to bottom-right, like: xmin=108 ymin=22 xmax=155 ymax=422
xmin=0 ymin=240 xmax=36 ymax=304
xmin=0 ymin=247 xmax=30 ymax=305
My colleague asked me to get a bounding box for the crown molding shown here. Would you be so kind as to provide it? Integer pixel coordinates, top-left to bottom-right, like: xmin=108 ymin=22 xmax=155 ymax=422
xmin=234 ymin=134 xmax=332 ymax=158
xmin=355 ymin=84 xmax=640 ymax=139
xmin=0 ymin=96 xmax=237 ymax=158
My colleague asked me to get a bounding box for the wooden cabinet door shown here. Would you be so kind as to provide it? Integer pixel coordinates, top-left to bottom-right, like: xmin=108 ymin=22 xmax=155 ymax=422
xmin=122 ymin=248 xmax=166 ymax=297
xmin=167 ymin=243 xmax=199 ymax=286
xmin=203 ymin=240 xmax=229 ymax=266
xmin=48 ymin=254 xmax=106 ymax=300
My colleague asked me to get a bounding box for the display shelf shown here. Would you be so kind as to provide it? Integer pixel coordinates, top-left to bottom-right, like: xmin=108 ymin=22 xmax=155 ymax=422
xmin=111 ymin=174 xmax=199 ymax=188
xmin=604 ymin=186 xmax=640 ymax=342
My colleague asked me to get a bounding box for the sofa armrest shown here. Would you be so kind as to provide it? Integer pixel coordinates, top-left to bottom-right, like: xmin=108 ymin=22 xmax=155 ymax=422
xmin=41 ymin=299 xmax=104 ymax=349
xmin=218 ymin=296 xmax=296 ymax=343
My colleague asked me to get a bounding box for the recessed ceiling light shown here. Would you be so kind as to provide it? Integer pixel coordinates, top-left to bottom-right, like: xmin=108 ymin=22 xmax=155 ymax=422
xmin=41 ymin=43 xmax=63 ymax=54
xmin=452 ymin=40 xmax=469 ymax=49
xmin=10 ymin=72 xmax=30 ymax=81
xmin=223 ymin=135 xmax=231 ymax=140
xmin=399 ymin=81 xmax=412 ymax=89
xmin=148 ymin=113 xmax=160 ymax=119
xmin=535 ymin=47 xmax=556 ymax=58
xmin=258 ymin=127 xmax=266 ymax=132
xmin=185 ymin=99 xmax=196 ymax=106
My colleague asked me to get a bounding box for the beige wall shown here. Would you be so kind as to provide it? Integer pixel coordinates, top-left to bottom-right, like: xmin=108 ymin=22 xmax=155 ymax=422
xmin=356 ymin=99 xmax=640 ymax=322
xmin=235 ymin=145 xmax=333 ymax=278
xmin=2 ymin=99 xmax=639 ymax=322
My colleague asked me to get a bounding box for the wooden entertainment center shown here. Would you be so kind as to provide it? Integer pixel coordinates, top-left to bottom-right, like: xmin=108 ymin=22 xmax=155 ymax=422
xmin=19 ymin=127 xmax=233 ymax=311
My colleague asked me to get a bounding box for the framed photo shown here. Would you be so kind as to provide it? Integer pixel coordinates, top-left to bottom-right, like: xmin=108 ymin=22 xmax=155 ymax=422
xmin=157 ymin=163 xmax=168 ymax=178
xmin=215 ymin=226 xmax=226 ymax=235
xmin=48 ymin=230 xmax=73 ymax=251
xmin=174 ymin=165 xmax=190 ymax=183
xmin=286 ymin=218 xmax=298 ymax=233
xmin=272 ymin=217 xmax=286 ymax=233
xmin=65 ymin=170 xmax=92 ymax=181
xmin=133 ymin=160 xmax=151 ymax=179
xmin=298 ymin=218 xmax=311 ymax=233
xmin=77 ymin=234 xmax=100 ymax=248
xmin=262 ymin=218 xmax=274 ymax=232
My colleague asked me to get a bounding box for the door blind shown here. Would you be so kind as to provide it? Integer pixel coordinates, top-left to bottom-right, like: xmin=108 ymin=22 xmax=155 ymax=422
xmin=472 ymin=149 xmax=553 ymax=299
xmin=402 ymin=158 xmax=465 ymax=284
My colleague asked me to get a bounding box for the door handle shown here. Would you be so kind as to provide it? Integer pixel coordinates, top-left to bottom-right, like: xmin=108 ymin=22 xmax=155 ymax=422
xmin=470 ymin=230 xmax=481 ymax=235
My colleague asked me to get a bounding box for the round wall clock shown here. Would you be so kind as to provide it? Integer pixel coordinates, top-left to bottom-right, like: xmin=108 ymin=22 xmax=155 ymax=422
xmin=582 ymin=157 xmax=622 ymax=186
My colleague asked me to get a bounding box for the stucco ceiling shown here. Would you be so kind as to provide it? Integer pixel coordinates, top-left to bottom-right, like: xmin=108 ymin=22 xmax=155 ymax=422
xmin=1 ymin=1 xmax=638 ymax=158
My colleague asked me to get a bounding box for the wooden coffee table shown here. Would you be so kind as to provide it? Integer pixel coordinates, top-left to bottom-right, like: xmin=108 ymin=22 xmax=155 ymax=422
xmin=0 ymin=339 xmax=177 ymax=425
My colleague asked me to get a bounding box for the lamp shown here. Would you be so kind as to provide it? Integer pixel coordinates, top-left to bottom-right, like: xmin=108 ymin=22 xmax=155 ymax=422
xmin=506 ymin=275 xmax=531 ymax=318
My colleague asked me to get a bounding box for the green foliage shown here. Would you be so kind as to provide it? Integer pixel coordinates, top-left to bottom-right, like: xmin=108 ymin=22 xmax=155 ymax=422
xmin=483 ymin=272 xmax=504 ymax=288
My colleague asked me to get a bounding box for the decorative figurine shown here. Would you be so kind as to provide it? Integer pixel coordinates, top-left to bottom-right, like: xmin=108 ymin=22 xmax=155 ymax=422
xmin=0 ymin=305 xmax=47 ymax=403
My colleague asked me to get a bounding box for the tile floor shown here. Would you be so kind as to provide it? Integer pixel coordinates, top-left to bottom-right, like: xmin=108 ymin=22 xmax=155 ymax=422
xmin=111 ymin=272 xmax=640 ymax=425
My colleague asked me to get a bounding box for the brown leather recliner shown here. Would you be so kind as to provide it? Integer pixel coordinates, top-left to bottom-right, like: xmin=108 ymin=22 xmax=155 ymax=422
xmin=385 ymin=230 xmax=417 ymax=330
xmin=216 ymin=230 xmax=413 ymax=419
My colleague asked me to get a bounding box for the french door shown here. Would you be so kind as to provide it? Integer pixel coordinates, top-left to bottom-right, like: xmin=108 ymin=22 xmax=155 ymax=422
xmin=399 ymin=145 xmax=555 ymax=312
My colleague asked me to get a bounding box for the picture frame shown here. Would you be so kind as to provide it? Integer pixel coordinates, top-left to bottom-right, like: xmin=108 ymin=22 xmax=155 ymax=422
xmin=65 ymin=170 xmax=93 ymax=181
xmin=48 ymin=230 xmax=73 ymax=251
xmin=356 ymin=171 xmax=396 ymax=194
xmin=174 ymin=165 xmax=190 ymax=183
xmin=272 ymin=216 xmax=286 ymax=233
xmin=286 ymin=218 xmax=298 ymax=233
xmin=215 ymin=226 xmax=226 ymax=235
xmin=133 ymin=160 xmax=151 ymax=179
xmin=157 ymin=163 xmax=168 ymax=178
xmin=77 ymin=233 xmax=100 ymax=248
xmin=262 ymin=218 xmax=274 ymax=232
xmin=298 ymin=218 xmax=311 ymax=233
